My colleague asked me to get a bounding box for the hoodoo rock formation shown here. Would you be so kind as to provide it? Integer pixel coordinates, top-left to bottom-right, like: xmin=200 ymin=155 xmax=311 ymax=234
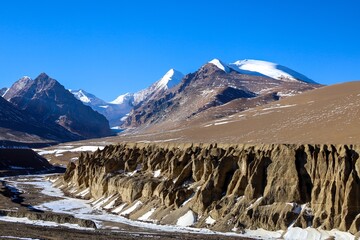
xmin=57 ymin=143 xmax=360 ymax=234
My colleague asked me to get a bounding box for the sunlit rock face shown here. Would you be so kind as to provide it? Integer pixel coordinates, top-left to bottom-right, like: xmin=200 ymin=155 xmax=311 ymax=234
xmin=59 ymin=143 xmax=360 ymax=234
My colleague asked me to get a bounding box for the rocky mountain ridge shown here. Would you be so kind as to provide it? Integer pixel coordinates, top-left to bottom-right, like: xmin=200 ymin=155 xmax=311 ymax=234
xmin=56 ymin=143 xmax=360 ymax=234
xmin=0 ymin=95 xmax=82 ymax=145
xmin=68 ymin=58 xmax=318 ymax=130
xmin=70 ymin=69 xmax=184 ymax=127
xmin=122 ymin=61 xmax=320 ymax=130
xmin=3 ymin=73 xmax=112 ymax=141
xmin=70 ymin=89 xmax=134 ymax=127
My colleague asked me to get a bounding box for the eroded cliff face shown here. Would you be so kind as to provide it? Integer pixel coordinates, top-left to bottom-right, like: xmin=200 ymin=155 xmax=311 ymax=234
xmin=57 ymin=143 xmax=360 ymax=234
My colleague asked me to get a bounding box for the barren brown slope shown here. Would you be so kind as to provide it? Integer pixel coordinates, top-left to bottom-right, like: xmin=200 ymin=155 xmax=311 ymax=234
xmin=114 ymin=81 xmax=360 ymax=144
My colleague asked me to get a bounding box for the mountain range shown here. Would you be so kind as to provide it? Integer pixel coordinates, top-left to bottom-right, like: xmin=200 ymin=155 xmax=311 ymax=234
xmin=1 ymin=73 xmax=112 ymax=145
xmin=122 ymin=59 xmax=320 ymax=130
xmin=70 ymin=68 xmax=184 ymax=127
xmin=0 ymin=58 xmax=321 ymax=145
xmin=69 ymin=59 xmax=320 ymax=129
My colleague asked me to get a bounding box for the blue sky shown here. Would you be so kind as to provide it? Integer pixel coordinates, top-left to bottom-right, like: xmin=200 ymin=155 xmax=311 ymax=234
xmin=0 ymin=0 xmax=359 ymax=101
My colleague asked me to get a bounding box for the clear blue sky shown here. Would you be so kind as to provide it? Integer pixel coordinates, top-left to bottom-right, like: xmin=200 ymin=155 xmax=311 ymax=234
xmin=1 ymin=0 xmax=359 ymax=101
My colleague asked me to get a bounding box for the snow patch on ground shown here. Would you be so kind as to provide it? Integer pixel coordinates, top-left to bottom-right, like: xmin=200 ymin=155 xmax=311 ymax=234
xmin=262 ymin=104 xmax=297 ymax=111
xmin=37 ymin=146 xmax=105 ymax=155
xmin=120 ymin=201 xmax=143 ymax=216
xmin=112 ymin=203 xmax=127 ymax=214
xmin=0 ymin=215 xmax=94 ymax=231
xmin=103 ymin=197 xmax=118 ymax=210
xmin=153 ymin=170 xmax=161 ymax=178
xmin=181 ymin=193 xmax=195 ymax=207
xmin=176 ymin=210 xmax=197 ymax=227
xmin=76 ymin=188 xmax=90 ymax=197
xmin=246 ymin=197 xmax=263 ymax=210
xmin=138 ymin=208 xmax=156 ymax=222
xmin=205 ymin=216 xmax=216 ymax=225
xmin=93 ymin=195 xmax=114 ymax=209
xmin=244 ymin=228 xmax=283 ymax=239
xmin=0 ymin=236 xmax=39 ymax=240
xmin=214 ymin=121 xmax=228 ymax=126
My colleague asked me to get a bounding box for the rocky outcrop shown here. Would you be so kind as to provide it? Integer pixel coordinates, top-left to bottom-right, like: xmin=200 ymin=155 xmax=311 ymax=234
xmin=58 ymin=143 xmax=360 ymax=234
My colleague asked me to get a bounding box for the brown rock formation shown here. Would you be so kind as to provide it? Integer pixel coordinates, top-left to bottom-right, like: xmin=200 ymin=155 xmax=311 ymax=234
xmin=59 ymin=143 xmax=360 ymax=234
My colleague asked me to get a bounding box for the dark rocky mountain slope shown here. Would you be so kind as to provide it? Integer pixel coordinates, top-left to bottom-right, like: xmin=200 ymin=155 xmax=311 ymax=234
xmin=0 ymin=95 xmax=81 ymax=145
xmin=3 ymin=73 xmax=112 ymax=139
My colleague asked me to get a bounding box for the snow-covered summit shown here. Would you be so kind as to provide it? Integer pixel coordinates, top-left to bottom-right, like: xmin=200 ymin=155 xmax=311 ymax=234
xmin=156 ymin=69 xmax=184 ymax=89
xmin=228 ymin=59 xmax=316 ymax=84
xmin=133 ymin=69 xmax=184 ymax=105
xmin=206 ymin=58 xmax=316 ymax=84
xmin=209 ymin=59 xmax=230 ymax=73
xmin=110 ymin=92 xmax=134 ymax=105
xmin=70 ymin=89 xmax=90 ymax=103
xmin=70 ymin=89 xmax=107 ymax=105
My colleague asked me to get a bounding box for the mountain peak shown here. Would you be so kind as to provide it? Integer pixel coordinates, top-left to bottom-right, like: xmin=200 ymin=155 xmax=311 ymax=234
xmin=208 ymin=59 xmax=230 ymax=73
xmin=37 ymin=72 xmax=50 ymax=79
xmin=156 ymin=68 xmax=184 ymax=90
xmin=70 ymin=89 xmax=92 ymax=103
xmin=229 ymin=59 xmax=316 ymax=84
xmin=110 ymin=92 xmax=134 ymax=105
xmin=21 ymin=76 xmax=32 ymax=81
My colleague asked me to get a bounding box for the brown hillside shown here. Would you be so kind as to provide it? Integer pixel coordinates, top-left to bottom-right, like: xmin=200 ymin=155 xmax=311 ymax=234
xmin=115 ymin=81 xmax=360 ymax=144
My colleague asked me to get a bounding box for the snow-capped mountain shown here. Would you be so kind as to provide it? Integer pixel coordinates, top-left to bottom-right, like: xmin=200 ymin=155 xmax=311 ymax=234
xmin=69 ymin=69 xmax=184 ymax=127
xmin=133 ymin=69 xmax=184 ymax=105
xmin=123 ymin=59 xmax=321 ymax=129
xmin=110 ymin=92 xmax=134 ymax=105
xmin=208 ymin=59 xmax=230 ymax=73
xmin=70 ymin=90 xmax=134 ymax=127
xmin=70 ymin=89 xmax=107 ymax=106
xmin=207 ymin=59 xmax=316 ymax=84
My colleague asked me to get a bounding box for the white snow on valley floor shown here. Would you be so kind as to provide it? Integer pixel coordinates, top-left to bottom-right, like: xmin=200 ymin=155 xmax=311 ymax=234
xmin=176 ymin=210 xmax=197 ymax=227
xmin=1 ymin=175 xmax=356 ymax=240
xmin=244 ymin=228 xmax=283 ymax=239
xmin=0 ymin=236 xmax=39 ymax=240
xmin=36 ymin=146 xmax=105 ymax=155
xmin=0 ymin=215 xmax=95 ymax=231
xmin=284 ymin=227 xmax=355 ymax=240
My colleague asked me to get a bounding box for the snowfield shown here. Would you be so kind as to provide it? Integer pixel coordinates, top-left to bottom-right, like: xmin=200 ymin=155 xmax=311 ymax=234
xmin=35 ymin=146 xmax=105 ymax=155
